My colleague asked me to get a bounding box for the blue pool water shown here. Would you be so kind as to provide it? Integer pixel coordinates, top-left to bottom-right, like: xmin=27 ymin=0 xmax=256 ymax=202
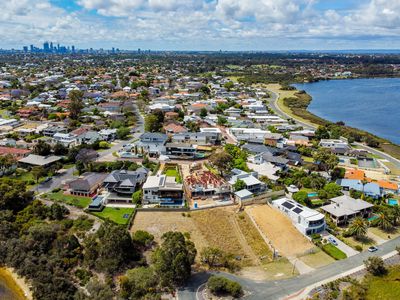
xmin=368 ymin=215 xmax=378 ymax=222
xmin=308 ymin=192 xmax=318 ymax=197
xmin=388 ymin=199 xmax=398 ymax=206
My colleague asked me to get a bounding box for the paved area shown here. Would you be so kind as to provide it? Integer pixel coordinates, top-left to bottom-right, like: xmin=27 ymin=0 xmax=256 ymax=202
xmin=178 ymin=235 xmax=400 ymax=300
xmin=322 ymin=232 xmax=359 ymax=257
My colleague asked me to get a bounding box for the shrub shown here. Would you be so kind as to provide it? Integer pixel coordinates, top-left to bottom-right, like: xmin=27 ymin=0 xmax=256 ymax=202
xmin=52 ymin=188 xmax=61 ymax=193
xmin=207 ymin=275 xmax=243 ymax=298
xmin=132 ymin=230 xmax=154 ymax=248
xmin=355 ymin=245 xmax=363 ymax=252
xmin=364 ymin=256 xmax=387 ymax=276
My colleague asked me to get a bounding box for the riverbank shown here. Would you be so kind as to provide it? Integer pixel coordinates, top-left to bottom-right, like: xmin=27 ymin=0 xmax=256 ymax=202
xmin=265 ymin=83 xmax=400 ymax=162
xmin=0 ymin=268 xmax=32 ymax=300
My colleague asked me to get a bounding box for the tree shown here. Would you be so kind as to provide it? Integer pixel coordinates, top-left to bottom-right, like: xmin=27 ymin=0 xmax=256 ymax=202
xmin=323 ymin=183 xmax=342 ymax=199
xmin=84 ymin=221 xmax=137 ymax=274
xmin=75 ymin=279 xmax=114 ymax=300
xmin=217 ymin=115 xmax=227 ymax=126
xmin=119 ymin=267 xmax=158 ymax=299
xmin=153 ymin=231 xmax=196 ymax=287
xmin=375 ymin=212 xmax=393 ymax=231
xmin=348 ymin=217 xmax=368 ymax=239
xmin=364 ymin=256 xmax=387 ymax=276
xmin=132 ymin=190 xmax=143 ymax=204
xmin=132 ymin=230 xmax=154 ymax=248
xmin=209 ymin=151 xmax=233 ymax=176
xmin=98 ymin=141 xmax=110 ymax=149
xmin=207 ymin=275 xmax=243 ymax=298
xmin=200 ymin=107 xmax=208 ymax=118
xmin=200 ymin=247 xmax=225 ymax=268
xmin=33 ymin=140 xmax=52 ymax=156
xmin=223 ymin=81 xmax=234 ymax=91
xmin=145 ymin=114 xmax=162 ymax=132
xmin=68 ymin=90 xmax=84 ymax=120
xmin=31 ymin=166 xmax=45 ymax=183
xmin=0 ymin=154 xmax=16 ymax=174
xmin=0 ymin=178 xmax=33 ymax=211
xmin=315 ymin=126 xmax=330 ymax=140
xmin=116 ymin=127 xmax=130 ymax=140
xmin=312 ymin=148 xmax=339 ymax=172
xmin=293 ymin=191 xmax=311 ymax=206
xmin=53 ymin=143 xmax=68 ymax=155
xmin=233 ymin=179 xmax=246 ymax=192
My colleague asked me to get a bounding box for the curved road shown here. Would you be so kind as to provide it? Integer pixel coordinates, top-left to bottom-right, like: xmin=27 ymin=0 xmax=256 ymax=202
xmin=267 ymin=89 xmax=400 ymax=169
xmin=178 ymin=236 xmax=400 ymax=300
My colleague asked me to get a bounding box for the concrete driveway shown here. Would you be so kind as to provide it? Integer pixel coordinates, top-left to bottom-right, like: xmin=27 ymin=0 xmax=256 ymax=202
xmin=322 ymin=232 xmax=359 ymax=257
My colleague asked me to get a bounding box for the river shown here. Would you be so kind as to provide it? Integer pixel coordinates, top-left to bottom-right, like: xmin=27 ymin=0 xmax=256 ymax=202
xmin=293 ymin=78 xmax=400 ymax=145
xmin=0 ymin=269 xmax=25 ymax=300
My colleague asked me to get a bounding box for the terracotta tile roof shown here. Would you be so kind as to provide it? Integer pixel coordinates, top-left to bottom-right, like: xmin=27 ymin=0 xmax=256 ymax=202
xmin=376 ymin=180 xmax=398 ymax=191
xmin=345 ymin=169 xmax=366 ymax=180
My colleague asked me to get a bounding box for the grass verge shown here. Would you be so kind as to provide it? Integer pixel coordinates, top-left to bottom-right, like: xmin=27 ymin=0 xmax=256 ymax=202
xmin=45 ymin=191 xmax=91 ymax=208
xmin=92 ymin=207 xmax=135 ymax=225
xmin=321 ymin=243 xmax=347 ymax=260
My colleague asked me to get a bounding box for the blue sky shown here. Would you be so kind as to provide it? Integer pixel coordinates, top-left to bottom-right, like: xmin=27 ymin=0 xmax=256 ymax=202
xmin=1 ymin=0 xmax=400 ymax=50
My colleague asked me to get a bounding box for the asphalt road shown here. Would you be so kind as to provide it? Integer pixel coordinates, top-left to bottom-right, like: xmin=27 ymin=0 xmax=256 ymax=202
xmin=178 ymin=236 xmax=400 ymax=300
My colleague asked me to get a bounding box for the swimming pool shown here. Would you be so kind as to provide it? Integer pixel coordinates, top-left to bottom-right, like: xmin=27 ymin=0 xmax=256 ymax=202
xmin=368 ymin=215 xmax=378 ymax=222
xmin=388 ymin=199 xmax=398 ymax=206
xmin=308 ymin=192 xmax=318 ymax=197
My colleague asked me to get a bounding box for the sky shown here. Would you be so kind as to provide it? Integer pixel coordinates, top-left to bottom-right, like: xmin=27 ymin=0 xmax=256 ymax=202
xmin=2 ymin=0 xmax=400 ymax=51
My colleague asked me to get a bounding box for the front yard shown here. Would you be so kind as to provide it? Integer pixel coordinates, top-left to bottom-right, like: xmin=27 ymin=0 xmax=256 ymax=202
xmin=45 ymin=191 xmax=91 ymax=208
xmin=92 ymin=207 xmax=135 ymax=225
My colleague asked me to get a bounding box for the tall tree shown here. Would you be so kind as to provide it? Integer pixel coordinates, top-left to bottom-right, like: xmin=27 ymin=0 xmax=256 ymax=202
xmin=348 ymin=217 xmax=367 ymax=239
xmin=33 ymin=140 xmax=52 ymax=156
xmin=68 ymin=90 xmax=84 ymax=120
xmin=375 ymin=212 xmax=393 ymax=231
xmin=312 ymin=148 xmax=339 ymax=172
xmin=153 ymin=231 xmax=196 ymax=288
xmin=209 ymin=151 xmax=233 ymax=176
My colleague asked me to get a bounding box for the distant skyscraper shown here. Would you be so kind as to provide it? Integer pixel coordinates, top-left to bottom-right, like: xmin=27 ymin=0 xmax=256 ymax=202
xmin=30 ymin=45 xmax=34 ymax=52
xmin=50 ymin=42 xmax=53 ymax=50
xmin=23 ymin=46 xmax=28 ymax=52
xmin=71 ymin=45 xmax=75 ymax=53
xmin=43 ymin=41 xmax=50 ymax=52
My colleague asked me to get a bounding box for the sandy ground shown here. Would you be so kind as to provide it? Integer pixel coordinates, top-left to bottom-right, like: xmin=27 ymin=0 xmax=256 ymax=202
xmin=246 ymin=204 xmax=314 ymax=257
xmin=0 ymin=268 xmax=32 ymax=300
xmin=131 ymin=211 xmax=210 ymax=252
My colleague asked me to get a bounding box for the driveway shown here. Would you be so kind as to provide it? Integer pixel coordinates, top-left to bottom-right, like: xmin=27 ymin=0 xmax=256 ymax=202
xmin=322 ymin=232 xmax=359 ymax=257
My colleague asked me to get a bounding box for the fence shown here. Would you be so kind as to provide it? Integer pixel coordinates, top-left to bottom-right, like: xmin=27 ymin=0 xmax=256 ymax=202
xmin=240 ymin=190 xmax=285 ymax=207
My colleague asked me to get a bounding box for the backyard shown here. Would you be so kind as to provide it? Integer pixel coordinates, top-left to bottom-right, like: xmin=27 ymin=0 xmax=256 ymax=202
xmin=163 ymin=165 xmax=182 ymax=183
xmin=44 ymin=191 xmax=91 ymax=208
xmin=92 ymin=207 xmax=135 ymax=225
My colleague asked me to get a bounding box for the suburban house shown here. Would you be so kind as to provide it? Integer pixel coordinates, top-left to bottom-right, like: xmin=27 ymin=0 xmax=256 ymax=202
xmin=319 ymin=139 xmax=350 ymax=151
xmin=142 ymin=174 xmax=184 ymax=206
xmin=264 ymin=133 xmax=284 ymax=147
xmin=171 ymin=131 xmax=220 ymax=146
xmin=227 ymin=128 xmax=269 ymax=142
xmin=137 ymin=132 xmax=168 ymax=156
xmin=42 ymin=125 xmax=67 ymax=137
xmin=0 ymin=146 xmax=31 ymax=159
xmin=103 ymin=168 xmax=148 ymax=203
xmin=185 ymin=170 xmax=231 ymax=199
xmin=165 ymin=143 xmax=197 ymax=158
xmin=228 ymin=169 xmax=266 ymax=194
xmin=273 ymin=198 xmax=326 ymax=235
xmin=68 ymin=172 xmax=107 ymax=197
xmin=18 ymin=154 xmax=62 ymax=168
xmin=52 ymin=133 xmax=79 ymax=148
xmin=99 ymin=128 xmax=117 ymax=141
xmin=337 ymin=179 xmax=381 ymax=198
xmin=320 ymin=195 xmax=374 ymax=225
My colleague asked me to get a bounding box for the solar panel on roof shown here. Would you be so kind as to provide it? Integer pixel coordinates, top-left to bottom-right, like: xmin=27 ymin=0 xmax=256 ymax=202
xmin=293 ymin=207 xmax=303 ymax=214
xmin=282 ymin=202 xmax=294 ymax=209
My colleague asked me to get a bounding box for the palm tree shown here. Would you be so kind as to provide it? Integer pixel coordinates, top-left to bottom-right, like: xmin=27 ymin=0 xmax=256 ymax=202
xmin=349 ymin=217 xmax=368 ymax=239
xmin=390 ymin=205 xmax=400 ymax=226
xmin=376 ymin=212 xmax=393 ymax=231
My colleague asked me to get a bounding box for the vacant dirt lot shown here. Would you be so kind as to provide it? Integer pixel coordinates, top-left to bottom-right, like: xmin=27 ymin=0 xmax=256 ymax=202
xmin=131 ymin=211 xmax=209 ymax=252
xmin=131 ymin=207 xmax=272 ymax=267
xmin=246 ymin=204 xmax=314 ymax=257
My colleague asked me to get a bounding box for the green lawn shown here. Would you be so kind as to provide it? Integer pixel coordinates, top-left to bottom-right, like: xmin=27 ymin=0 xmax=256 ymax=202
xmin=366 ymin=267 xmax=400 ymax=300
xmin=92 ymin=207 xmax=135 ymax=225
xmin=45 ymin=191 xmax=91 ymax=208
xmin=322 ymin=243 xmax=347 ymax=260
xmin=163 ymin=166 xmax=182 ymax=183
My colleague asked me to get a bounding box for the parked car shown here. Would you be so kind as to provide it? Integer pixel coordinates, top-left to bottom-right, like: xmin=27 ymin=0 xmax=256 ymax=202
xmin=42 ymin=177 xmax=52 ymax=183
xmin=328 ymin=237 xmax=338 ymax=246
xmin=368 ymin=246 xmax=378 ymax=252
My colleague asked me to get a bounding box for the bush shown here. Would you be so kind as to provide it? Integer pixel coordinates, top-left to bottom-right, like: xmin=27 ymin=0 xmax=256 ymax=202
xmin=207 ymin=275 xmax=243 ymax=298
xmin=355 ymin=245 xmax=363 ymax=252
xmin=364 ymin=256 xmax=387 ymax=276
xmin=99 ymin=141 xmax=110 ymax=149
xmin=132 ymin=230 xmax=154 ymax=248
xmin=52 ymin=188 xmax=61 ymax=193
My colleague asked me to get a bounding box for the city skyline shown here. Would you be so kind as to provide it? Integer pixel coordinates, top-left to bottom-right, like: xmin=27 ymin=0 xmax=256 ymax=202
xmin=1 ymin=1 xmax=400 ymax=51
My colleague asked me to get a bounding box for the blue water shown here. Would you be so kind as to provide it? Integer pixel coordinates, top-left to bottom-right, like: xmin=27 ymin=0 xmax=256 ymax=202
xmin=388 ymin=199 xmax=398 ymax=206
xmin=293 ymin=78 xmax=400 ymax=144
xmin=308 ymin=192 xmax=318 ymax=197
